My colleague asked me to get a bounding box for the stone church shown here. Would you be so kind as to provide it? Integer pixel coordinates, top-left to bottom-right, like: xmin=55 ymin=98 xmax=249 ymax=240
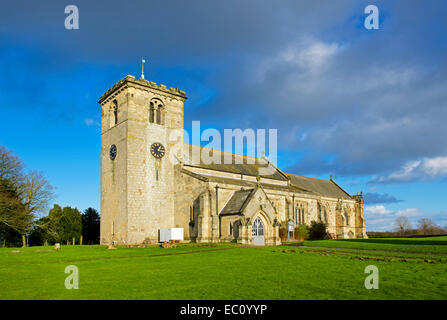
xmin=99 ymin=74 xmax=367 ymax=246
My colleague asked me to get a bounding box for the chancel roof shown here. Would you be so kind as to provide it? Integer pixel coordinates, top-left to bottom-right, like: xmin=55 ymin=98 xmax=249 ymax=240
xmin=286 ymin=173 xmax=352 ymax=200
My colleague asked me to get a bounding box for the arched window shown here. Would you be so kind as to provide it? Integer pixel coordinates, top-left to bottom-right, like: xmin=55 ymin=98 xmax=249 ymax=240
xmin=300 ymin=205 xmax=304 ymax=225
xmin=149 ymin=102 xmax=155 ymax=123
xmin=344 ymin=211 xmax=350 ymax=226
xmin=149 ymin=99 xmax=164 ymax=125
xmin=156 ymin=103 xmax=162 ymax=124
xmin=252 ymin=218 xmax=264 ymax=236
xmin=323 ymin=207 xmax=328 ymax=224
xmin=112 ymin=100 xmax=118 ymax=125
xmin=293 ymin=208 xmax=299 ymax=224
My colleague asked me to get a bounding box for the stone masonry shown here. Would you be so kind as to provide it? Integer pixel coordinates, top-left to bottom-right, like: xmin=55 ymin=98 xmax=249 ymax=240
xmin=99 ymin=74 xmax=367 ymax=245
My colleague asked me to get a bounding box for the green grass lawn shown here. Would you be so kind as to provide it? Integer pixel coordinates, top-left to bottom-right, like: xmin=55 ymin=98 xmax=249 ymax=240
xmin=303 ymin=236 xmax=447 ymax=254
xmin=1 ymin=238 xmax=446 ymax=300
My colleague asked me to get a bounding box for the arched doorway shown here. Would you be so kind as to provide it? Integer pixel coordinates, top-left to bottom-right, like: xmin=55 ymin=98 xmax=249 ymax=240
xmin=252 ymin=217 xmax=265 ymax=246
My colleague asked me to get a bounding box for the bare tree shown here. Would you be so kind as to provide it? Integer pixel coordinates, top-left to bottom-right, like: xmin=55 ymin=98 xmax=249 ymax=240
xmin=0 ymin=146 xmax=23 ymax=183
xmin=395 ymin=216 xmax=412 ymax=235
xmin=417 ymin=218 xmax=440 ymax=235
xmin=0 ymin=146 xmax=53 ymax=234
xmin=16 ymin=171 xmax=53 ymax=218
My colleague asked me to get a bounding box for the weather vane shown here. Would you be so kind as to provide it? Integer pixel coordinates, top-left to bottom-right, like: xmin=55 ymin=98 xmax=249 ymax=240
xmin=140 ymin=58 xmax=146 ymax=80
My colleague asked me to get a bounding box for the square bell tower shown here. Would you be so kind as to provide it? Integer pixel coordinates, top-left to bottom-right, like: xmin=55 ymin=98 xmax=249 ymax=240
xmin=99 ymin=74 xmax=187 ymax=245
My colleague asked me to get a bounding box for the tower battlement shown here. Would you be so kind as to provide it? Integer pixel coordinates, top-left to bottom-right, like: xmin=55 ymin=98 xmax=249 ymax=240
xmin=99 ymin=74 xmax=186 ymax=105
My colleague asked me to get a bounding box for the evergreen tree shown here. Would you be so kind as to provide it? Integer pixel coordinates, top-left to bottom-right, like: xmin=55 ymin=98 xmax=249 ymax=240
xmin=43 ymin=204 xmax=82 ymax=243
xmin=82 ymin=208 xmax=100 ymax=244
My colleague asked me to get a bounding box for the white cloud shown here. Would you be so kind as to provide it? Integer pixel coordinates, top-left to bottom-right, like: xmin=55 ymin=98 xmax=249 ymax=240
xmin=84 ymin=118 xmax=99 ymax=127
xmin=373 ymin=156 xmax=447 ymax=183
xmin=395 ymin=208 xmax=423 ymax=217
xmin=365 ymin=205 xmax=392 ymax=216
xmin=364 ymin=205 xmax=446 ymax=232
xmin=258 ymin=37 xmax=342 ymax=81
xmin=422 ymin=157 xmax=447 ymax=176
xmin=280 ymin=39 xmax=341 ymax=74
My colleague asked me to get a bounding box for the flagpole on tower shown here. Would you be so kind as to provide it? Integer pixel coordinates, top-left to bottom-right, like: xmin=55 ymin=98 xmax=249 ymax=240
xmin=140 ymin=58 xmax=146 ymax=80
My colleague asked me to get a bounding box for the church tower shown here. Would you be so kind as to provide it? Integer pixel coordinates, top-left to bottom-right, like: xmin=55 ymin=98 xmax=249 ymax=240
xmin=99 ymin=74 xmax=187 ymax=244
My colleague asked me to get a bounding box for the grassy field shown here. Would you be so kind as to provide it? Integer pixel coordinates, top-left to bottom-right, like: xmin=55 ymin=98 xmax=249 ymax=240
xmin=1 ymin=238 xmax=447 ymax=300
xmin=303 ymin=236 xmax=447 ymax=254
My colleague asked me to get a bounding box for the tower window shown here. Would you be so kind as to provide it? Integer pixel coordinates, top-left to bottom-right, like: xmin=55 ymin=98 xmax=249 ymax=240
xmin=156 ymin=104 xmax=162 ymax=124
xmin=149 ymin=102 xmax=155 ymax=123
xmin=112 ymin=100 xmax=118 ymax=125
xmin=149 ymin=99 xmax=164 ymax=125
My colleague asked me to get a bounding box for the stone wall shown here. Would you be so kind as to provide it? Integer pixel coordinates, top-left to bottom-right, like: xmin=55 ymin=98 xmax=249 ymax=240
xmin=99 ymin=76 xmax=367 ymax=245
xmin=100 ymin=76 xmax=186 ymax=244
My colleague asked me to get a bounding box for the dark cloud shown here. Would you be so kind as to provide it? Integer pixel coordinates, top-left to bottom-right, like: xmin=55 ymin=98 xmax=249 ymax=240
xmin=363 ymin=192 xmax=403 ymax=205
xmin=1 ymin=0 xmax=446 ymax=179
xmin=0 ymin=0 xmax=359 ymax=63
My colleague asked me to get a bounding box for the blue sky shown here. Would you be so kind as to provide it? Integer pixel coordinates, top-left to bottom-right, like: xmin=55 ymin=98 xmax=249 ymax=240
xmin=0 ymin=1 xmax=446 ymax=231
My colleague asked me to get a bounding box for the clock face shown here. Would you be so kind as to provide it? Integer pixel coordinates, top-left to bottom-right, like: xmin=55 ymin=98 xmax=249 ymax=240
xmin=109 ymin=144 xmax=117 ymax=160
xmin=151 ymin=142 xmax=165 ymax=159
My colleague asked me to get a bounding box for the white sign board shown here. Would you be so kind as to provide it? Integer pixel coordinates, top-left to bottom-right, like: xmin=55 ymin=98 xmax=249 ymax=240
xmin=288 ymin=221 xmax=295 ymax=232
xmin=159 ymin=228 xmax=184 ymax=242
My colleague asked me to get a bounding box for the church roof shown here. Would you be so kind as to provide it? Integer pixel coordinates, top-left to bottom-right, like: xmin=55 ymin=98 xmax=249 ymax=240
xmin=180 ymin=168 xmax=313 ymax=194
xmin=180 ymin=145 xmax=353 ymax=200
xmin=286 ymin=173 xmax=352 ymax=200
xmin=183 ymin=145 xmax=288 ymax=181
xmin=220 ymin=189 xmax=254 ymax=215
